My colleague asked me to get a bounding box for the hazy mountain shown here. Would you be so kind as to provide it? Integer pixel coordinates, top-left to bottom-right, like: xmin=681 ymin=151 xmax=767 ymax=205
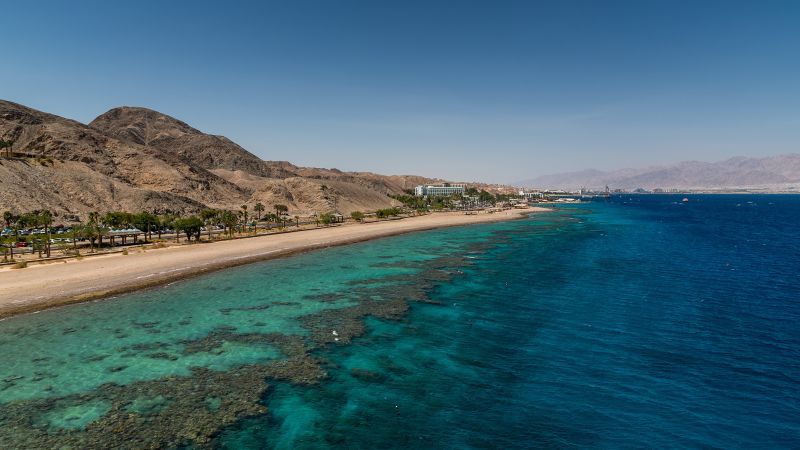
xmin=516 ymin=155 xmax=800 ymax=191
xmin=0 ymin=100 xmax=436 ymax=218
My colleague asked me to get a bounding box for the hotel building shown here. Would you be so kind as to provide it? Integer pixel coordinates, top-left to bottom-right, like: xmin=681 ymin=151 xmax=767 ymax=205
xmin=414 ymin=183 xmax=466 ymax=197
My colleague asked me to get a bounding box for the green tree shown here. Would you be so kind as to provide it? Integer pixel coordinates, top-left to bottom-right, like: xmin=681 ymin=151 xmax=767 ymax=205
xmin=0 ymin=236 xmax=9 ymax=262
xmin=67 ymin=225 xmax=81 ymax=254
xmin=319 ymin=212 xmax=334 ymax=226
xmin=86 ymin=212 xmax=98 ymax=252
xmin=350 ymin=211 xmax=365 ymax=222
xmin=220 ymin=210 xmax=238 ymax=238
xmin=240 ymin=205 xmax=249 ymax=234
xmin=158 ymin=214 xmax=180 ymax=242
xmin=174 ymin=216 xmax=203 ymax=242
xmin=478 ymin=190 xmax=495 ymax=204
xmin=253 ymin=203 xmax=265 ymax=233
xmin=274 ymin=204 xmax=288 ymax=228
xmin=199 ymin=209 xmax=218 ymax=241
xmin=17 ymin=212 xmax=42 ymax=258
xmin=39 ymin=210 xmax=53 ymax=257
xmin=134 ymin=212 xmax=158 ymax=242
xmin=3 ymin=211 xmax=17 ymax=260
xmin=155 ymin=214 xmax=169 ymax=240
xmin=84 ymin=212 xmax=106 ymax=253
xmin=101 ymin=211 xmax=136 ymax=247
xmin=0 ymin=139 xmax=13 ymax=158
xmin=3 ymin=211 xmax=13 ymax=230
xmin=375 ymin=207 xmax=401 ymax=219
xmin=102 ymin=211 xmax=135 ymax=229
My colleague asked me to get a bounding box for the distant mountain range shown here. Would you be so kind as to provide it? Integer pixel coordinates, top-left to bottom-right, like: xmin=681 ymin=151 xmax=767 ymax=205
xmin=0 ymin=100 xmax=439 ymax=217
xmin=516 ymin=155 xmax=800 ymax=191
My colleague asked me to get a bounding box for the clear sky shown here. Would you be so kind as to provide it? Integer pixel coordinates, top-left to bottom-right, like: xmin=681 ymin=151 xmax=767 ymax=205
xmin=3 ymin=1 xmax=799 ymax=182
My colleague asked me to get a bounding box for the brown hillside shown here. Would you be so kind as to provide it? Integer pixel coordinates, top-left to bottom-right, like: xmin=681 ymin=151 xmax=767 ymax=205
xmin=0 ymin=100 xmax=440 ymax=219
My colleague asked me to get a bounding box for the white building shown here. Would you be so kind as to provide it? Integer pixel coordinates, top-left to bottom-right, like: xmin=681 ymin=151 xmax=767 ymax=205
xmin=518 ymin=189 xmax=544 ymax=199
xmin=414 ymin=183 xmax=466 ymax=197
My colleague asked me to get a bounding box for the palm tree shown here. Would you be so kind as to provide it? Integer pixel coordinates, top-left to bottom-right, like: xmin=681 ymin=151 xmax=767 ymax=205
xmin=294 ymin=215 xmax=300 ymax=228
xmin=274 ymin=204 xmax=288 ymax=229
xmin=0 ymin=236 xmax=9 ymax=262
xmin=200 ymin=209 xmax=218 ymax=241
xmin=164 ymin=215 xmax=181 ymax=243
xmin=134 ymin=211 xmax=158 ymax=242
xmin=220 ymin=210 xmax=238 ymax=238
xmin=3 ymin=211 xmax=13 ymax=231
xmin=40 ymin=210 xmax=53 ymax=257
xmin=3 ymin=211 xmax=16 ymax=260
xmin=0 ymin=140 xmax=11 ymax=158
xmin=253 ymin=203 xmax=265 ymax=233
xmin=87 ymin=212 xmax=100 ymax=252
xmin=155 ymin=215 xmax=165 ymax=240
xmin=17 ymin=212 xmax=44 ymax=258
xmin=68 ymin=224 xmax=81 ymax=254
xmin=155 ymin=214 xmax=178 ymax=242
xmin=240 ymin=205 xmax=249 ymax=234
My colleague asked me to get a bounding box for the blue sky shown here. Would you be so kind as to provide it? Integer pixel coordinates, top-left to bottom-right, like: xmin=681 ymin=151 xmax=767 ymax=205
xmin=3 ymin=1 xmax=799 ymax=182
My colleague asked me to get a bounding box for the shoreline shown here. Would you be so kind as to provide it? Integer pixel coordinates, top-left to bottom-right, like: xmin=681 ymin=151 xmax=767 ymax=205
xmin=0 ymin=207 xmax=549 ymax=320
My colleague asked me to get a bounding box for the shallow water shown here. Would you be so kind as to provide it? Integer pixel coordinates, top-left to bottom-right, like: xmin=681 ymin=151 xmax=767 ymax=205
xmin=2 ymin=195 xmax=800 ymax=448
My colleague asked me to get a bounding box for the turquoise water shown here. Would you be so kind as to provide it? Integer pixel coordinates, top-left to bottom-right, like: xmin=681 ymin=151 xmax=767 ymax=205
xmin=2 ymin=195 xmax=800 ymax=448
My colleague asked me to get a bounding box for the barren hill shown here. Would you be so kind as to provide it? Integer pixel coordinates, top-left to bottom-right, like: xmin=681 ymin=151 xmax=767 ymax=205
xmin=0 ymin=100 xmax=435 ymax=219
xmin=90 ymin=107 xmax=294 ymax=179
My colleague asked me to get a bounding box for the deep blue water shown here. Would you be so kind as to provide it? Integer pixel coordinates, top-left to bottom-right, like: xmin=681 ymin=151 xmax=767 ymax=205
xmin=224 ymin=195 xmax=800 ymax=448
xmin=2 ymin=194 xmax=799 ymax=448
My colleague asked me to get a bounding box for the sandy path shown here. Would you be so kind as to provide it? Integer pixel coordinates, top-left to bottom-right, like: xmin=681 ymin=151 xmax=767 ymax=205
xmin=0 ymin=208 xmax=547 ymax=319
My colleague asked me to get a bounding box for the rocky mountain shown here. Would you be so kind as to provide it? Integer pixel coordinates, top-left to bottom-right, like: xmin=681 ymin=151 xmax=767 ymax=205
xmin=517 ymin=155 xmax=800 ymax=191
xmin=0 ymin=100 xmax=434 ymax=219
xmin=90 ymin=107 xmax=294 ymax=179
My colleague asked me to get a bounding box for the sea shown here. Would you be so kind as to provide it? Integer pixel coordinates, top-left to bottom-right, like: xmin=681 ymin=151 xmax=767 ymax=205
xmin=1 ymin=194 xmax=799 ymax=449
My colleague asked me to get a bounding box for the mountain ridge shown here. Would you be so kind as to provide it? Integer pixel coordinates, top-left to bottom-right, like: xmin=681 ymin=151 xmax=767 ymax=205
xmin=516 ymin=154 xmax=800 ymax=191
xmin=0 ymin=100 xmax=438 ymax=218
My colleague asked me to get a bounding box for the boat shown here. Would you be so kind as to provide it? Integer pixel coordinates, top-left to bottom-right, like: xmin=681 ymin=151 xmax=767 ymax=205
xmin=682 ymin=198 xmax=689 ymax=202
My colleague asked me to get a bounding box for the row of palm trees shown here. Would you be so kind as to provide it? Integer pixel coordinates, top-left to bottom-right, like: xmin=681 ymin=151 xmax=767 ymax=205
xmin=237 ymin=203 xmax=294 ymax=233
xmin=1 ymin=204 xmax=303 ymax=261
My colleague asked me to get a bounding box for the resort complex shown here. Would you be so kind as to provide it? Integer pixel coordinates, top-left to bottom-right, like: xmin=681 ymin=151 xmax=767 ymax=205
xmin=414 ymin=183 xmax=466 ymax=197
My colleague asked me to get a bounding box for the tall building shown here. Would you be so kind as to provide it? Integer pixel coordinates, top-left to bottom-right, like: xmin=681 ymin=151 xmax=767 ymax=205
xmin=414 ymin=183 xmax=466 ymax=197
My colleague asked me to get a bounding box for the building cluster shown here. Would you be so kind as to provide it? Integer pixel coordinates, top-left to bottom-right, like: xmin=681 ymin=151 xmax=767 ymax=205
xmin=413 ymin=183 xmax=466 ymax=197
xmin=518 ymin=190 xmax=545 ymax=199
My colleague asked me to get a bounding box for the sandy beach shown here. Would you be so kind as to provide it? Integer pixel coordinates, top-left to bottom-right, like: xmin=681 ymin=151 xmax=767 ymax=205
xmin=0 ymin=208 xmax=548 ymax=319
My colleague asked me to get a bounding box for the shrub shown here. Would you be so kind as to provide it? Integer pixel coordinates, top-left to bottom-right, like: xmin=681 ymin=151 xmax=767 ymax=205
xmin=12 ymin=261 xmax=28 ymax=269
xmin=375 ymin=207 xmax=402 ymax=219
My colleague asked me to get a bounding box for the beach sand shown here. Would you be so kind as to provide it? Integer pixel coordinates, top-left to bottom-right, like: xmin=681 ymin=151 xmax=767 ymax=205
xmin=0 ymin=208 xmax=548 ymax=319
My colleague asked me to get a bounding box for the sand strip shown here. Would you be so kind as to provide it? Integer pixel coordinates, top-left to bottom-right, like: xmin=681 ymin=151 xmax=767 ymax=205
xmin=0 ymin=208 xmax=548 ymax=319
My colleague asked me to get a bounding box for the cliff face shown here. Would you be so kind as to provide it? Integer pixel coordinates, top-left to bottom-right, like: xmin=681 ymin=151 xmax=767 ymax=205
xmin=0 ymin=100 xmax=433 ymax=218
